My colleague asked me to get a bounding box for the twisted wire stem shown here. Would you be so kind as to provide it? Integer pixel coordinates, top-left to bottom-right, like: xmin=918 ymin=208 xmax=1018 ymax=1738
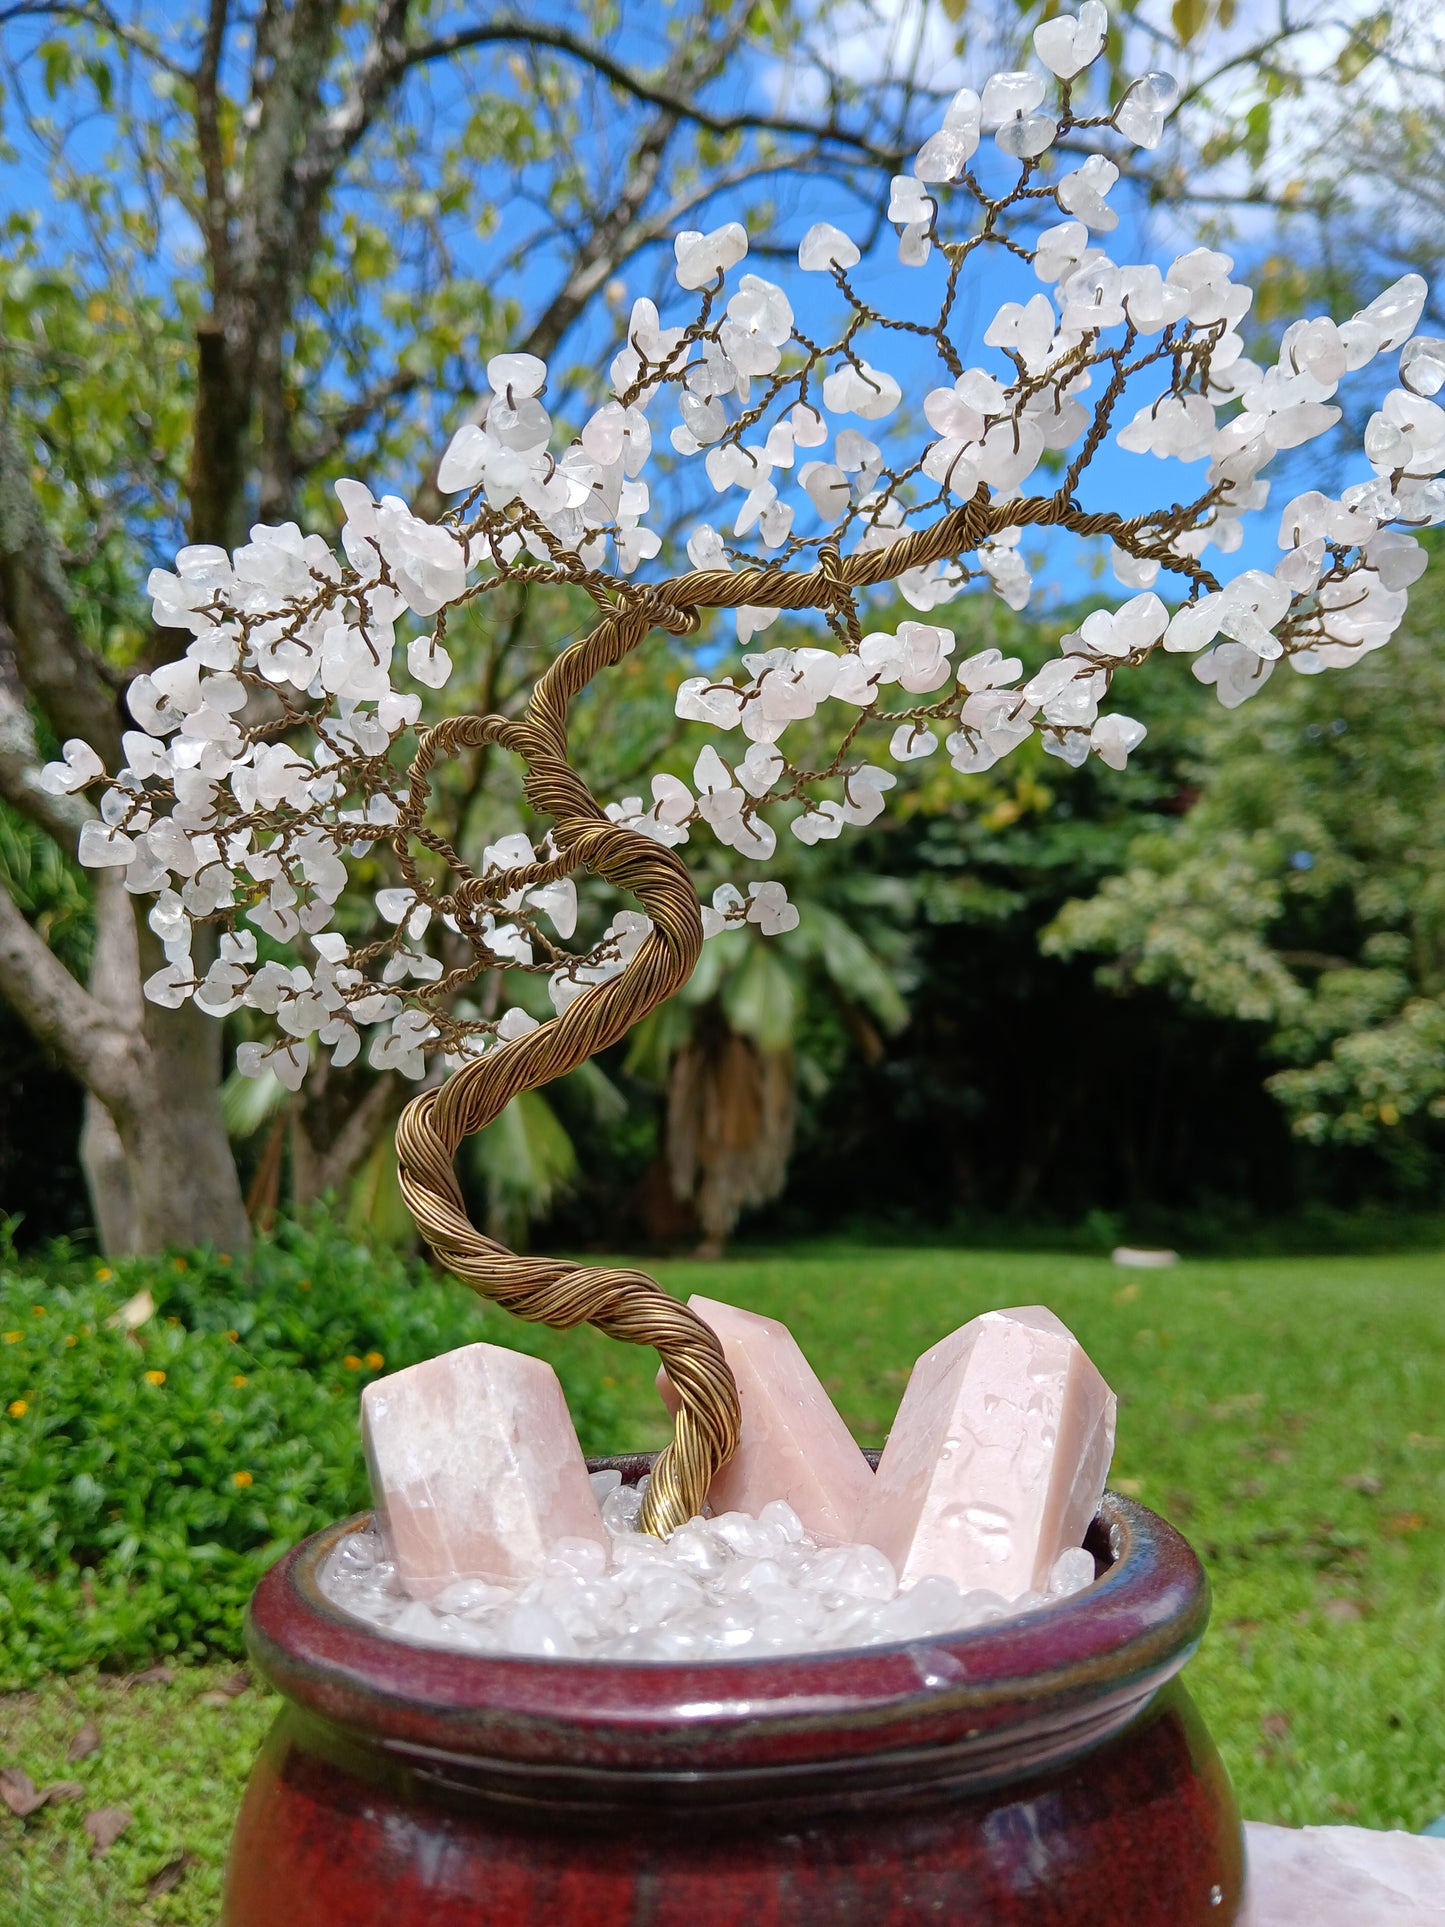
xmin=395 ymin=609 xmax=743 ymax=1536
xmin=395 ymin=488 xmax=1163 ymax=1537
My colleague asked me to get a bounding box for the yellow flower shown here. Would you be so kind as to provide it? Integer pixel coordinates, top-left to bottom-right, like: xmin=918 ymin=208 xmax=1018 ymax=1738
xmin=173 ymin=1257 xmax=188 ymax=1272
xmin=96 ymin=1267 xmax=113 ymax=1283
xmin=8 ymin=1399 xmax=27 ymax=1418
xmin=231 ymin=1374 xmax=248 ymax=1388
xmin=65 ymin=1335 xmax=77 ymax=1348
xmin=226 ymin=1330 xmax=239 ymax=1343
xmin=232 ymin=1470 xmax=253 ymax=1488
xmin=3 ymin=1332 xmax=21 ymax=1344
xmin=144 ymin=1369 xmax=167 ymax=1387
xmin=167 ymin=1315 xmax=181 ymax=1328
xmin=364 ymin=1351 xmax=384 ymax=1370
xmin=1379 ymin=1102 xmax=1400 ymax=1126
xmin=31 ymin=1306 xmax=45 ymax=1318
xmin=343 ymin=1355 xmax=362 ymax=1370
xmin=218 ymin=1253 xmax=232 ymax=1266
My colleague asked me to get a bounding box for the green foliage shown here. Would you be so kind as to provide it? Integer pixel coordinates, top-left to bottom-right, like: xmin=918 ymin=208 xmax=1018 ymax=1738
xmin=0 ymin=1216 xmax=629 ymax=1686
xmin=1046 ymin=590 xmax=1445 ymax=1167
xmin=0 ymin=242 xmax=194 ymax=668
xmin=1044 ymin=825 xmax=1303 ymax=1022
xmin=0 ymin=801 xmax=91 ymax=976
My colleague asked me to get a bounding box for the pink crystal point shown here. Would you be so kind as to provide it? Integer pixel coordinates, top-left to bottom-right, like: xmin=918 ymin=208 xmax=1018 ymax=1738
xmin=859 ymin=1306 xmax=1116 ymax=1598
xmin=361 ymin=1342 xmax=607 ymax=1599
xmin=658 ymin=1294 xmax=874 ymax=1545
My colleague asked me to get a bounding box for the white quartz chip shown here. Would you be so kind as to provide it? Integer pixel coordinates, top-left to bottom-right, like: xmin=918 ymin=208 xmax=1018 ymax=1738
xmin=485 ymin=352 xmax=547 ymax=399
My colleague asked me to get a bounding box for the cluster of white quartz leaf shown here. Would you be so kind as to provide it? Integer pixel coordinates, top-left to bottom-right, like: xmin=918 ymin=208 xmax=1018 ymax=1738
xmin=641 ymin=6 xmax=1440 ymax=824
xmin=38 ymin=489 xmax=803 ymax=1087
xmin=45 ymin=0 xmax=1443 ymax=1093
xmin=319 ymin=1475 xmax=1099 ymax=1662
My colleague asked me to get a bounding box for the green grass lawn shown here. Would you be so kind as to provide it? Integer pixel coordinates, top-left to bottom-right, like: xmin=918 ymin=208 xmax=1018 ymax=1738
xmin=3 ymin=1242 xmax=1443 ymax=1922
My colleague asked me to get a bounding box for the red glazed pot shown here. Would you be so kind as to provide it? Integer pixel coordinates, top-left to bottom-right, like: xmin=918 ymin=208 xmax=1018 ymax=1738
xmin=225 ymin=1457 xmax=1243 ymax=1925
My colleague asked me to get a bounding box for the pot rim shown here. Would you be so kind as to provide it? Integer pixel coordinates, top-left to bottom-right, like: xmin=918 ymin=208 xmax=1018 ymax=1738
xmin=245 ymin=1462 xmax=1209 ymax=1784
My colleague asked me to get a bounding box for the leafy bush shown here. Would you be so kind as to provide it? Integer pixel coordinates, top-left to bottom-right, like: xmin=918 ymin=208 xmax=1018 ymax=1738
xmin=0 ymin=1217 xmax=630 ymax=1686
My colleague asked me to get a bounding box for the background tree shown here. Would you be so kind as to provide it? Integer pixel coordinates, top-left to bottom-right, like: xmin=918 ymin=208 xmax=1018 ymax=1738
xmin=753 ymin=593 xmax=1309 ymax=1236
xmin=1046 ymin=550 xmax=1445 ymax=1194
xmin=0 ymin=0 xmax=914 ymax=1251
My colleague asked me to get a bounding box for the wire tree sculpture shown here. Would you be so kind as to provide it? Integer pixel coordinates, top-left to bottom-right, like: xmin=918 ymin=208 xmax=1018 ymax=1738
xmin=49 ymin=3 xmax=1444 ymax=1536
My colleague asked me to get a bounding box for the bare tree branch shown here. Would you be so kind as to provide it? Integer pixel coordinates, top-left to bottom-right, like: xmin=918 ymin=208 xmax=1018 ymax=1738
xmin=0 ymin=0 xmax=189 ymax=78
xmin=310 ymin=7 xmax=905 ymax=181
xmin=294 ymin=1060 xmax=399 ymax=1201
xmin=294 ymin=366 xmax=426 ymax=476
xmin=0 ymin=404 xmax=124 ymax=765
xmin=0 ymin=614 xmax=93 ymax=847
xmin=303 ymin=0 xmax=413 ymax=178
xmin=0 ymin=883 xmax=135 ymax=1104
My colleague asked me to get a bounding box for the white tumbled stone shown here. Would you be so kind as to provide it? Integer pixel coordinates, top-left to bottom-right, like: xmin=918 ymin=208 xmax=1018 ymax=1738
xmin=361 ymin=1342 xmax=607 ymax=1600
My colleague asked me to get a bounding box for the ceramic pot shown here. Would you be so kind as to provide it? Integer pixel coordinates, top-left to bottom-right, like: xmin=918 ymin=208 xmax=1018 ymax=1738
xmin=224 ymin=1456 xmax=1243 ymax=1925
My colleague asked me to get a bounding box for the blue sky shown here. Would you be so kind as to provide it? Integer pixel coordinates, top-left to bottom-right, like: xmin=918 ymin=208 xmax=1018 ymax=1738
xmin=0 ymin=2 xmax=1405 ymax=616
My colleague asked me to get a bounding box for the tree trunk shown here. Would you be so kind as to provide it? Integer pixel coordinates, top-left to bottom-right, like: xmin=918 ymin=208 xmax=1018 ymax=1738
xmin=134 ymin=919 xmax=248 ymax=1252
xmin=112 ymin=958 xmax=251 ymax=1253
xmin=74 ymin=868 xmax=143 ymax=1249
xmin=291 ymin=1060 xmax=399 ymax=1206
xmin=79 ymin=1095 xmax=136 ymax=1253
xmin=111 ymin=1090 xmax=251 ymax=1253
xmin=665 ymin=1013 xmax=796 ymax=1256
xmin=72 ymin=875 xmax=252 ymax=1255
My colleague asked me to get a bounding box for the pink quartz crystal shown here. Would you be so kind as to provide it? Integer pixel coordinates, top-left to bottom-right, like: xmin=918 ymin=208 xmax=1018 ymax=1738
xmin=858 ymin=1306 xmax=1116 ymax=1598
xmin=659 ymin=1294 xmax=874 ymax=1545
xmin=361 ymin=1342 xmax=607 ymax=1599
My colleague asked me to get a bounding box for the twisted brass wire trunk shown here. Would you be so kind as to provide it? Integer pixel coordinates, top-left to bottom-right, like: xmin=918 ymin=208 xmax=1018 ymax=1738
xmin=394 ymin=606 xmax=742 ymax=1538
